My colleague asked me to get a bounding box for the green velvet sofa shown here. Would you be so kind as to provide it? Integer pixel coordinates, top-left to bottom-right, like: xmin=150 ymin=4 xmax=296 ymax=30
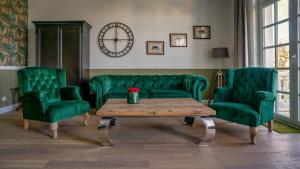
xmin=209 ymin=67 xmax=278 ymax=144
xmin=18 ymin=67 xmax=90 ymax=139
xmin=89 ymin=75 xmax=209 ymax=109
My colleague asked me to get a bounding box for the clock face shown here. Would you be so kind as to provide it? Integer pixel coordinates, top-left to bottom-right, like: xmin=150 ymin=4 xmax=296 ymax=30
xmin=98 ymin=22 xmax=134 ymax=57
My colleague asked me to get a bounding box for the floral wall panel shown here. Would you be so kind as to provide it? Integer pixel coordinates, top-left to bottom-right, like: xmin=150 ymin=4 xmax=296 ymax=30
xmin=0 ymin=0 xmax=28 ymax=66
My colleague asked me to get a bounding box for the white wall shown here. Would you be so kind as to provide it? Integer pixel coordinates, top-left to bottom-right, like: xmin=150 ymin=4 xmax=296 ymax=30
xmin=28 ymin=0 xmax=235 ymax=69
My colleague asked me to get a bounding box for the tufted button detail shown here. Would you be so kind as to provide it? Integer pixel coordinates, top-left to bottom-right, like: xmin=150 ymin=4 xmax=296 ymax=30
xmin=231 ymin=68 xmax=275 ymax=107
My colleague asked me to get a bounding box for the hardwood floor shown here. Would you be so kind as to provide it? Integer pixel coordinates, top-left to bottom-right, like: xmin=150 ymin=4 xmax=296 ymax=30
xmin=1 ymin=110 xmax=300 ymax=169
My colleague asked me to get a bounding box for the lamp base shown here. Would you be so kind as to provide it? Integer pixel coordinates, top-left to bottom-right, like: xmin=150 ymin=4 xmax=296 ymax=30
xmin=208 ymin=70 xmax=226 ymax=104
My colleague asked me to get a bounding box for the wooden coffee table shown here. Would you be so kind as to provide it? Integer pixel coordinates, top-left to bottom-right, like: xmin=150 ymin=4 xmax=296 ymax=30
xmin=96 ymin=98 xmax=216 ymax=146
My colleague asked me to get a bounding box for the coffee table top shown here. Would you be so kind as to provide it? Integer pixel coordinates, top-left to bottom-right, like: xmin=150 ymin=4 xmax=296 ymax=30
xmin=96 ymin=98 xmax=216 ymax=117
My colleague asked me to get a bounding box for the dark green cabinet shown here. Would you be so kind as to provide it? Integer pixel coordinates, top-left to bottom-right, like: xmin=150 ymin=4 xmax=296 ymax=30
xmin=33 ymin=21 xmax=91 ymax=100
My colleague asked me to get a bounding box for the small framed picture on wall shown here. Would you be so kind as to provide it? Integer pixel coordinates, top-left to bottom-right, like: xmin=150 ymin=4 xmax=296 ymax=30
xmin=193 ymin=26 xmax=211 ymax=39
xmin=169 ymin=33 xmax=187 ymax=47
xmin=146 ymin=41 xmax=164 ymax=55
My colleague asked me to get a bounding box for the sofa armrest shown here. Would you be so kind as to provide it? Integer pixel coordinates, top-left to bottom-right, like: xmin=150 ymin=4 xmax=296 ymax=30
xmin=183 ymin=75 xmax=209 ymax=101
xmin=89 ymin=76 xmax=112 ymax=93
xmin=60 ymin=86 xmax=82 ymax=101
xmin=256 ymin=91 xmax=275 ymax=102
xmin=255 ymin=91 xmax=276 ymax=112
xmin=255 ymin=91 xmax=276 ymax=123
xmin=23 ymin=90 xmax=49 ymax=113
xmin=89 ymin=76 xmax=112 ymax=109
xmin=213 ymin=87 xmax=233 ymax=102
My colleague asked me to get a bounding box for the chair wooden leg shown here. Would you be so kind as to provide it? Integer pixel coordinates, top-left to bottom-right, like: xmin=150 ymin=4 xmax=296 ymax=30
xmin=268 ymin=121 xmax=273 ymax=132
xmin=83 ymin=112 xmax=90 ymax=126
xmin=249 ymin=127 xmax=257 ymax=145
xmin=50 ymin=122 xmax=58 ymax=139
xmin=23 ymin=119 xmax=29 ymax=130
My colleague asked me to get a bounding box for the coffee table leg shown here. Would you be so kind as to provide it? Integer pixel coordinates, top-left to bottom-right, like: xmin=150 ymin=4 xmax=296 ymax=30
xmin=198 ymin=117 xmax=216 ymax=145
xmin=97 ymin=118 xmax=113 ymax=147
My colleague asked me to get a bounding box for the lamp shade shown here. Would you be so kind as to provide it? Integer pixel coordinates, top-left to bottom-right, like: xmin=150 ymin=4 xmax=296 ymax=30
xmin=212 ymin=47 xmax=229 ymax=58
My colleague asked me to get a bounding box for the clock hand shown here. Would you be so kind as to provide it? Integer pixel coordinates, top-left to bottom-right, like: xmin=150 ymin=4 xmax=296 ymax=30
xmin=103 ymin=38 xmax=129 ymax=40
xmin=114 ymin=27 xmax=118 ymax=40
xmin=115 ymin=40 xmax=118 ymax=53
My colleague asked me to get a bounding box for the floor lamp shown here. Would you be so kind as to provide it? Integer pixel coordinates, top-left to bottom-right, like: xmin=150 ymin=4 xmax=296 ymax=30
xmin=208 ymin=47 xmax=229 ymax=104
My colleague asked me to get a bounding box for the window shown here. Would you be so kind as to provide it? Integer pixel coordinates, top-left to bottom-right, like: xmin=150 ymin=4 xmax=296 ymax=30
xmin=261 ymin=0 xmax=300 ymax=126
xmin=262 ymin=0 xmax=290 ymax=117
xmin=297 ymin=0 xmax=300 ymax=120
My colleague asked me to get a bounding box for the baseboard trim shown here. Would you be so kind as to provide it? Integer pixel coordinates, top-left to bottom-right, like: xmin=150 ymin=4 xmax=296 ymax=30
xmin=0 ymin=66 xmax=26 ymax=70
xmin=0 ymin=103 xmax=20 ymax=114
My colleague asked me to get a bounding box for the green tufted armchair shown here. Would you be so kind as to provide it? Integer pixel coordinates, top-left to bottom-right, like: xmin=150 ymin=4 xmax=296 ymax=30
xmin=209 ymin=67 xmax=278 ymax=144
xmin=17 ymin=67 xmax=90 ymax=139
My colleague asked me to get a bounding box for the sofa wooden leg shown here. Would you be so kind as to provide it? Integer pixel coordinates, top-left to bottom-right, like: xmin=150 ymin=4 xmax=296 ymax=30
xmin=83 ymin=113 xmax=90 ymax=126
xmin=23 ymin=119 xmax=29 ymax=130
xmin=268 ymin=121 xmax=273 ymax=132
xmin=50 ymin=122 xmax=58 ymax=139
xmin=249 ymin=127 xmax=257 ymax=145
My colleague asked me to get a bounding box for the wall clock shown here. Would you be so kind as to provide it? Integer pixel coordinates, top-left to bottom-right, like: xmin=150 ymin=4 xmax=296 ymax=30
xmin=98 ymin=22 xmax=134 ymax=57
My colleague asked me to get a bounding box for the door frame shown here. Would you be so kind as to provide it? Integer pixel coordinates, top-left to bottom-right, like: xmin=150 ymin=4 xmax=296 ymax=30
xmin=258 ymin=0 xmax=300 ymax=128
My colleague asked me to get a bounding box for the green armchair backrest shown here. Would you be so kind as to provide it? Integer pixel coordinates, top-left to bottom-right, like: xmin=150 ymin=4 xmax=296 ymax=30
xmin=17 ymin=67 xmax=67 ymax=103
xmin=226 ymin=67 xmax=278 ymax=108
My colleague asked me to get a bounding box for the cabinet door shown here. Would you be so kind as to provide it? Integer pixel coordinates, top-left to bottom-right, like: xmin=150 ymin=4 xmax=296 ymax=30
xmin=38 ymin=27 xmax=59 ymax=68
xmin=60 ymin=26 xmax=81 ymax=86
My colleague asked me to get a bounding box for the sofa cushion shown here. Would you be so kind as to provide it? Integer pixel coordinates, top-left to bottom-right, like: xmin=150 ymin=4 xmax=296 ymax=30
xmin=149 ymin=89 xmax=192 ymax=98
xmin=209 ymin=102 xmax=261 ymax=127
xmin=105 ymin=88 xmax=149 ymax=99
xmin=46 ymin=100 xmax=90 ymax=123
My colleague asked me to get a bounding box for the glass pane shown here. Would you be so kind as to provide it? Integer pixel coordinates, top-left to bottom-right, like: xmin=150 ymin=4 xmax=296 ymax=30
xmin=277 ymin=21 xmax=289 ymax=44
xmin=264 ymin=4 xmax=274 ymax=26
xmin=277 ymin=0 xmax=289 ymax=21
xmin=278 ymin=46 xmax=289 ymax=68
xmin=277 ymin=93 xmax=290 ymax=117
xmin=298 ymin=70 xmax=300 ymax=94
xmin=298 ymin=96 xmax=300 ymax=121
xmin=264 ymin=48 xmax=275 ymax=67
xmin=298 ymin=0 xmax=300 ymax=14
xmin=264 ymin=26 xmax=275 ymax=47
xmin=278 ymin=70 xmax=290 ymax=92
xmin=298 ymin=43 xmax=300 ymax=67
xmin=298 ymin=17 xmax=300 ymax=41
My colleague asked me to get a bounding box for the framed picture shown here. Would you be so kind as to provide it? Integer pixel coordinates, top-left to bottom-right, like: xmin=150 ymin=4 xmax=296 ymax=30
xmin=169 ymin=33 xmax=187 ymax=47
xmin=193 ymin=26 xmax=211 ymax=39
xmin=146 ymin=41 xmax=164 ymax=55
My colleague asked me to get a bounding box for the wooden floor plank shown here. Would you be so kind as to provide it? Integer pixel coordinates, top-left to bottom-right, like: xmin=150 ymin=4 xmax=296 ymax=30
xmin=0 ymin=111 xmax=300 ymax=169
xmin=0 ymin=160 xmax=47 ymax=168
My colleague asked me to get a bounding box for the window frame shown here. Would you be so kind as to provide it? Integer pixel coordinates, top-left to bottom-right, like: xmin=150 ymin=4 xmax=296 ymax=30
xmin=261 ymin=0 xmax=291 ymax=118
xmin=259 ymin=0 xmax=300 ymax=127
